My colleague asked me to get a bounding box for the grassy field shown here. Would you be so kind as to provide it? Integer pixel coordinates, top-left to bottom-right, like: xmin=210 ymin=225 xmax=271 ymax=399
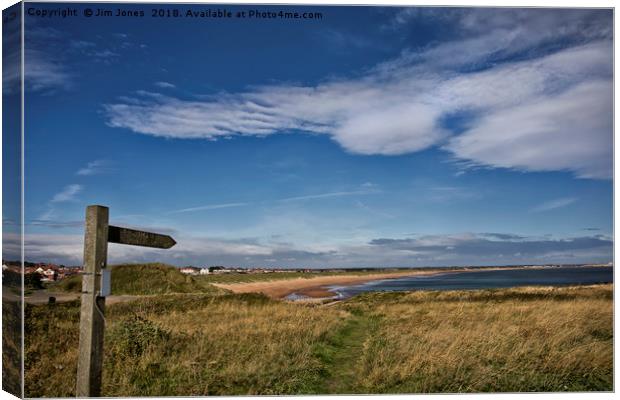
xmin=53 ymin=263 xmax=226 ymax=295
xmin=196 ymin=269 xmax=417 ymax=284
xmin=24 ymin=283 xmax=612 ymax=396
xmin=51 ymin=263 xmax=428 ymax=294
xmin=339 ymin=286 xmax=613 ymax=393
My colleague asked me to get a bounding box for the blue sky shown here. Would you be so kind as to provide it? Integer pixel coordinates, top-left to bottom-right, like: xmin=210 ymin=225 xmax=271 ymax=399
xmin=3 ymin=4 xmax=613 ymax=267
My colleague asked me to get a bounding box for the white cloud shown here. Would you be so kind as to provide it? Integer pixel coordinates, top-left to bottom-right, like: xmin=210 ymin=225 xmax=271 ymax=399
xmin=9 ymin=233 xmax=275 ymax=266
xmin=92 ymin=49 xmax=119 ymax=59
xmin=531 ymin=197 xmax=578 ymax=213
xmin=3 ymin=22 xmax=73 ymax=93
xmin=155 ymin=81 xmax=176 ymax=89
xmin=332 ymin=102 xmax=446 ymax=155
xmin=51 ymin=184 xmax=82 ymax=203
xmin=278 ymin=189 xmax=378 ymax=203
xmin=446 ymin=80 xmax=612 ymax=179
xmin=9 ymin=233 xmax=85 ymax=264
xmin=368 ymin=232 xmax=612 ymax=265
xmin=24 ymin=26 xmax=75 ymax=91
xmin=38 ymin=208 xmax=57 ymax=222
xmin=77 ymin=160 xmax=113 ymax=176
xmin=168 ymin=186 xmax=379 ymax=214
xmin=37 ymin=184 xmax=84 ymax=225
xmin=104 ymin=10 xmax=612 ymax=180
xmin=5 ymin=230 xmax=611 ymax=267
xmin=3 ymin=48 xmax=72 ymax=93
xmin=169 ymin=202 xmax=249 ymax=214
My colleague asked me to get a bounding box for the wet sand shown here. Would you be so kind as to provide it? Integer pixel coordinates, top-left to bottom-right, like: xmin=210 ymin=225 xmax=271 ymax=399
xmin=212 ymin=270 xmax=450 ymax=299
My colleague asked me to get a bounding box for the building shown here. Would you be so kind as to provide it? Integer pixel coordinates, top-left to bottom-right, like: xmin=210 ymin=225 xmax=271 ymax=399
xmin=179 ymin=267 xmax=199 ymax=275
xmin=41 ymin=268 xmax=58 ymax=282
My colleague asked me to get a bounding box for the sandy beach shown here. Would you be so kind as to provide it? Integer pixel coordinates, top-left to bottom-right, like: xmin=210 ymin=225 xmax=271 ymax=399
xmin=211 ymin=270 xmax=449 ymax=299
xmin=211 ymin=265 xmax=589 ymax=300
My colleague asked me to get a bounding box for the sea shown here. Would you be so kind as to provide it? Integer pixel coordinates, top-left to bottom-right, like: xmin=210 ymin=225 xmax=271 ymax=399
xmin=316 ymin=265 xmax=613 ymax=300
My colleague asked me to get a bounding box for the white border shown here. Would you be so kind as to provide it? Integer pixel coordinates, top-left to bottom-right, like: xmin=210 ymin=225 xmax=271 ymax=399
xmin=0 ymin=1 xmax=616 ymax=400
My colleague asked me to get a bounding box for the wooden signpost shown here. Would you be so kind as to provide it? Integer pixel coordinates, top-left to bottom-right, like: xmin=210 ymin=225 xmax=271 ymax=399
xmin=76 ymin=205 xmax=176 ymax=397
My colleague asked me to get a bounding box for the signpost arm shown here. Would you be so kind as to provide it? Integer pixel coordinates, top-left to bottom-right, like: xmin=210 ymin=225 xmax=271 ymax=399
xmin=76 ymin=205 xmax=109 ymax=397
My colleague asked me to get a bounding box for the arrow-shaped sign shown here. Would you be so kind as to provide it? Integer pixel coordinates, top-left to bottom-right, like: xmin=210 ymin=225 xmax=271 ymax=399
xmin=107 ymin=225 xmax=176 ymax=249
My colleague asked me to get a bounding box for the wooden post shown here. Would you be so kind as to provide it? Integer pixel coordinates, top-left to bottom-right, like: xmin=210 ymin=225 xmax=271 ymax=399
xmin=76 ymin=205 xmax=109 ymax=397
xmin=75 ymin=204 xmax=175 ymax=397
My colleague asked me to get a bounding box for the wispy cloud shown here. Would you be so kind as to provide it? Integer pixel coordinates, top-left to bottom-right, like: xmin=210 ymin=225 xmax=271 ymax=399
xmin=445 ymin=79 xmax=612 ymax=179
xmin=23 ymin=49 xmax=72 ymax=92
xmin=355 ymin=200 xmax=395 ymax=219
xmin=317 ymin=28 xmax=376 ymax=50
xmin=4 ymin=230 xmax=612 ymax=267
xmin=92 ymin=49 xmax=119 ymax=59
xmin=11 ymin=25 xmax=150 ymax=94
xmin=37 ymin=208 xmax=57 ymax=222
xmin=3 ymin=24 xmax=72 ymax=93
xmin=278 ymin=189 xmax=378 ymax=203
xmin=168 ymin=188 xmax=378 ymax=213
xmin=35 ymin=184 xmax=84 ymax=226
xmin=5 ymin=233 xmax=276 ymax=266
xmin=168 ymin=202 xmax=249 ymax=214
xmin=531 ymin=197 xmax=577 ymax=213
xmin=70 ymin=40 xmax=96 ymax=50
xmin=427 ymin=186 xmax=479 ymax=203
xmin=368 ymin=232 xmax=612 ymax=264
xmin=104 ymin=9 xmax=612 ymax=179
xmin=76 ymin=160 xmax=114 ymax=176
xmin=50 ymin=184 xmax=83 ymax=203
xmin=155 ymin=81 xmax=176 ymax=89
xmin=28 ymin=219 xmax=84 ymax=229
xmin=480 ymin=233 xmax=526 ymax=241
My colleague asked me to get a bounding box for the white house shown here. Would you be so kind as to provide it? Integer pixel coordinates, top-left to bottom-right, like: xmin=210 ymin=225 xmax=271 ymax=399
xmin=41 ymin=268 xmax=57 ymax=282
xmin=179 ymin=267 xmax=199 ymax=275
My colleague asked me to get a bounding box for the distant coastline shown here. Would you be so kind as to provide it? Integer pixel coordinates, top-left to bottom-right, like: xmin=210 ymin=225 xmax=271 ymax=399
xmin=212 ymin=264 xmax=612 ymax=300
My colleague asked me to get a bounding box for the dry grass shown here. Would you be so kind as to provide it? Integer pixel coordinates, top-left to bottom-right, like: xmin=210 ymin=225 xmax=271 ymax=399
xmin=2 ymin=296 xmax=22 ymax=397
xmin=347 ymin=285 xmax=613 ymax=393
xmin=103 ymin=294 xmax=345 ymax=396
xmin=24 ymin=293 xmax=346 ymax=397
xmin=24 ymin=284 xmax=612 ymax=397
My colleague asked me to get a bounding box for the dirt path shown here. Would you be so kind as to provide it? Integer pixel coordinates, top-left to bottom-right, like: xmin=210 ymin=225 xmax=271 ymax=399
xmin=22 ymin=291 xmax=141 ymax=305
xmin=312 ymin=310 xmax=378 ymax=393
